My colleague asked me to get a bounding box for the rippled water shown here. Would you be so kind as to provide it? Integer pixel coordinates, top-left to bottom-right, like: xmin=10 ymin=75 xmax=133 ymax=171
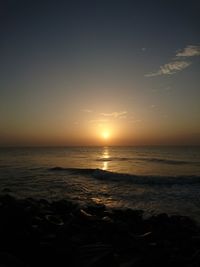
xmin=0 ymin=146 xmax=200 ymax=221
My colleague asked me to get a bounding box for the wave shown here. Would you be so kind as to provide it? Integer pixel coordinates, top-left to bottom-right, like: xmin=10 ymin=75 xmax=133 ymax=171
xmin=49 ymin=167 xmax=200 ymax=186
xmin=96 ymin=157 xmax=131 ymax=162
xmin=92 ymin=169 xmax=200 ymax=185
xmin=96 ymin=157 xmax=198 ymax=165
xmin=49 ymin=167 xmax=94 ymax=175
xmin=140 ymin=157 xmax=190 ymax=165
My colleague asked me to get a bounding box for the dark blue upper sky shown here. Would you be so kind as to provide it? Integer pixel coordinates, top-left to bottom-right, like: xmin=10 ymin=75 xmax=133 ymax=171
xmin=0 ymin=0 xmax=200 ymax=145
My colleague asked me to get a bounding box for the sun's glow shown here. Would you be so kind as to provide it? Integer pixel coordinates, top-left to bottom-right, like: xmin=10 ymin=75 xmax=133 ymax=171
xmin=102 ymin=131 xmax=110 ymax=139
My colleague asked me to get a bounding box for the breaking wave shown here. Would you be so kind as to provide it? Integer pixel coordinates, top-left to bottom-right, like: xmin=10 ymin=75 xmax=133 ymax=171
xmin=49 ymin=167 xmax=200 ymax=186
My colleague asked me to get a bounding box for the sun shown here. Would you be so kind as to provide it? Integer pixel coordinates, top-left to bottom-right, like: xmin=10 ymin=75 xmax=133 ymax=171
xmin=102 ymin=131 xmax=110 ymax=140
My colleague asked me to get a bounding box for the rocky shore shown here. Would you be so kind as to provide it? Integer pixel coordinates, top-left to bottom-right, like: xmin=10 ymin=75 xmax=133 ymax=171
xmin=0 ymin=194 xmax=200 ymax=267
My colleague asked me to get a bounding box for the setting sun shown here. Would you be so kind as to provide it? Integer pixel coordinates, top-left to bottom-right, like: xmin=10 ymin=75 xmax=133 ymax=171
xmin=102 ymin=131 xmax=110 ymax=140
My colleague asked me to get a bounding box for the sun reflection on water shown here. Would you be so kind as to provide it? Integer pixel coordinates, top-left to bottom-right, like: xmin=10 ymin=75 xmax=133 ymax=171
xmin=103 ymin=161 xmax=108 ymax=170
xmin=102 ymin=147 xmax=110 ymax=170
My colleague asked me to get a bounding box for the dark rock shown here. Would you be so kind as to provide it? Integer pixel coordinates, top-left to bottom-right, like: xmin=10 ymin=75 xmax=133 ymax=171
xmin=79 ymin=243 xmax=118 ymax=267
xmin=0 ymin=252 xmax=27 ymax=267
xmin=0 ymin=194 xmax=200 ymax=267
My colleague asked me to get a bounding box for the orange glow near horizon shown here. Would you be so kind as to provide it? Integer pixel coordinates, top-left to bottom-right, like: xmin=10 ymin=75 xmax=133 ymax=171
xmin=1 ymin=108 xmax=200 ymax=146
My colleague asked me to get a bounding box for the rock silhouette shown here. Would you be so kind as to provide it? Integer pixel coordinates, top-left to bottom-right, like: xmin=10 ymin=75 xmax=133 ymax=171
xmin=0 ymin=194 xmax=200 ymax=267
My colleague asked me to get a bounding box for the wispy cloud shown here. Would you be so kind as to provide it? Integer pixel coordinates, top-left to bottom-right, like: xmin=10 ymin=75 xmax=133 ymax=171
xmin=88 ymin=119 xmax=109 ymax=124
xmin=82 ymin=109 xmax=93 ymax=113
xmin=146 ymin=61 xmax=191 ymax=77
xmin=176 ymin=45 xmax=200 ymax=57
xmin=100 ymin=111 xmax=127 ymax=118
xmin=145 ymin=44 xmax=200 ymax=77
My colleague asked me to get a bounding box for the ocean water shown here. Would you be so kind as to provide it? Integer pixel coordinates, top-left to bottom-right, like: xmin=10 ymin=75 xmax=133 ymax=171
xmin=0 ymin=146 xmax=200 ymax=221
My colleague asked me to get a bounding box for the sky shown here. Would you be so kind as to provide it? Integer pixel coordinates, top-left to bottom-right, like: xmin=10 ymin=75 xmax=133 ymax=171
xmin=0 ymin=0 xmax=200 ymax=146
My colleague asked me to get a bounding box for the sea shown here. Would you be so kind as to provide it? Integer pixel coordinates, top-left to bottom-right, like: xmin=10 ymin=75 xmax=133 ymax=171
xmin=0 ymin=146 xmax=200 ymax=221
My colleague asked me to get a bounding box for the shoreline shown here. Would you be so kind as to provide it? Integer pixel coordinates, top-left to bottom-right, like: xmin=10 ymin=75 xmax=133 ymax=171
xmin=0 ymin=194 xmax=200 ymax=266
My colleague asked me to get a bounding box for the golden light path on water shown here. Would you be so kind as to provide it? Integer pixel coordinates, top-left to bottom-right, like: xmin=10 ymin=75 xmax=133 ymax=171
xmin=102 ymin=147 xmax=110 ymax=170
xmin=91 ymin=147 xmax=113 ymax=206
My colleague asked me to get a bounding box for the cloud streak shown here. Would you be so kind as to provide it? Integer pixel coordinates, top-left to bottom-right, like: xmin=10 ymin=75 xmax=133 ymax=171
xmin=88 ymin=119 xmax=109 ymax=124
xmin=176 ymin=45 xmax=200 ymax=57
xmin=146 ymin=44 xmax=200 ymax=77
xmin=100 ymin=111 xmax=127 ymax=118
xmin=146 ymin=61 xmax=191 ymax=77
